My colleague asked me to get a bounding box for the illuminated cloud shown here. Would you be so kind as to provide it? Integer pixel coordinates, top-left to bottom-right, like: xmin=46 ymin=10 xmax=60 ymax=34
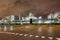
xmin=0 ymin=0 xmax=60 ymax=19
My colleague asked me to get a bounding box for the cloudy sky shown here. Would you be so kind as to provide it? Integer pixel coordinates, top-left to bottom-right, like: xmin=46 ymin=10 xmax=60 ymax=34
xmin=0 ymin=0 xmax=60 ymax=19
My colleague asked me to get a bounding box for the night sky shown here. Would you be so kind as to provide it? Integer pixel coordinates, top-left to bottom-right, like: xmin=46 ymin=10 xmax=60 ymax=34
xmin=0 ymin=0 xmax=60 ymax=19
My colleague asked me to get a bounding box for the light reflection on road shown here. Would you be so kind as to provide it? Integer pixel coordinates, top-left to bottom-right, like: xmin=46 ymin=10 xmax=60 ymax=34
xmin=0 ymin=25 xmax=60 ymax=40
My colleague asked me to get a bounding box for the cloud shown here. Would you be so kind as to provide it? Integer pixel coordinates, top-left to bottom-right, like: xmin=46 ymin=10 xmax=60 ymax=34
xmin=0 ymin=0 xmax=60 ymax=19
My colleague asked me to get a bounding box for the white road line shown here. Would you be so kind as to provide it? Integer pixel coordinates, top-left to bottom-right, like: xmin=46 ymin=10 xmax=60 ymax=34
xmin=41 ymin=36 xmax=45 ymax=39
xmin=29 ymin=35 xmax=34 ymax=37
xmin=48 ymin=37 xmax=53 ymax=40
xmin=56 ymin=38 xmax=60 ymax=40
xmin=15 ymin=33 xmax=19 ymax=35
xmin=11 ymin=33 xmax=15 ymax=35
xmin=35 ymin=35 xmax=39 ymax=38
xmin=24 ymin=34 xmax=28 ymax=36
xmin=19 ymin=33 xmax=23 ymax=36
xmin=0 ymin=32 xmax=60 ymax=40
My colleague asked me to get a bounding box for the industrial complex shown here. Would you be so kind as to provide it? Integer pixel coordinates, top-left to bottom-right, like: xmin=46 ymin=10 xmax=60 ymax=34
xmin=0 ymin=12 xmax=60 ymax=25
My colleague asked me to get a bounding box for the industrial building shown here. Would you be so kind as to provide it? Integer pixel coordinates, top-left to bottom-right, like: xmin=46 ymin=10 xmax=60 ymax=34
xmin=0 ymin=12 xmax=60 ymax=25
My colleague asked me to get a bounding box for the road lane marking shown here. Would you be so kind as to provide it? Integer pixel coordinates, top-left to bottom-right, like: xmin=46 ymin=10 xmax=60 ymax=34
xmin=15 ymin=33 xmax=19 ymax=35
xmin=41 ymin=36 xmax=45 ymax=39
xmin=19 ymin=33 xmax=23 ymax=36
xmin=24 ymin=34 xmax=28 ymax=36
xmin=11 ymin=33 xmax=15 ymax=34
xmin=35 ymin=35 xmax=39 ymax=38
xmin=48 ymin=37 xmax=53 ymax=40
xmin=56 ymin=38 xmax=60 ymax=40
xmin=0 ymin=31 xmax=60 ymax=40
xmin=29 ymin=35 xmax=34 ymax=37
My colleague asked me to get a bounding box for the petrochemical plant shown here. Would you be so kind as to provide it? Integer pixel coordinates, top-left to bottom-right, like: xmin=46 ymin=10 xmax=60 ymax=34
xmin=0 ymin=12 xmax=60 ymax=25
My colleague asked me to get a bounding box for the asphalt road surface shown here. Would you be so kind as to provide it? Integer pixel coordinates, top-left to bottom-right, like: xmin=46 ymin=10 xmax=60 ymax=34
xmin=0 ymin=25 xmax=60 ymax=40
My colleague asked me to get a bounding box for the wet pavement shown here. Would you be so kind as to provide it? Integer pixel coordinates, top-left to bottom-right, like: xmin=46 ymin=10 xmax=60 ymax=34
xmin=0 ymin=25 xmax=60 ymax=40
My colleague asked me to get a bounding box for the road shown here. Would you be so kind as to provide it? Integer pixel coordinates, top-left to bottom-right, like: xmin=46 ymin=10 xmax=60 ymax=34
xmin=0 ymin=25 xmax=60 ymax=40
